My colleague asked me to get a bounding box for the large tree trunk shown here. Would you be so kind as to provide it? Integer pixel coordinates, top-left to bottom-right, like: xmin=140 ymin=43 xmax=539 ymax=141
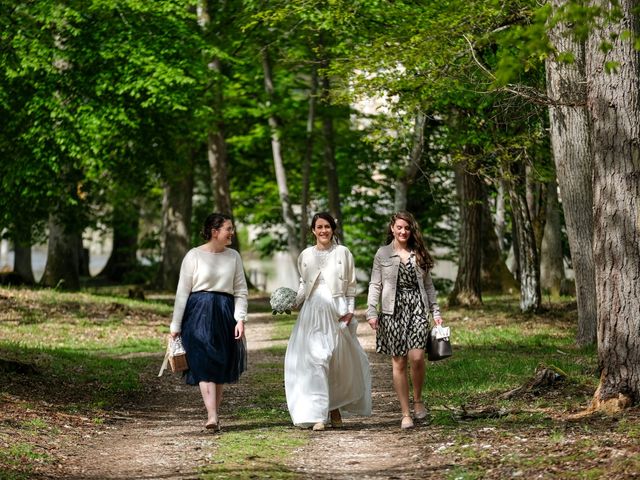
xmin=300 ymin=63 xmax=318 ymax=250
xmin=494 ymin=180 xmax=506 ymax=250
xmin=158 ymin=172 xmax=193 ymax=291
xmin=395 ymin=113 xmax=427 ymax=211
xmin=587 ymin=0 xmax=640 ymax=410
xmin=262 ymin=50 xmax=300 ymax=262
xmin=449 ymin=161 xmax=483 ymax=306
xmin=540 ymin=179 xmax=566 ymax=298
xmin=504 ymin=161 xmax=541 ymax=313
xmin=100 ymin=201 xmax=139 ymax=282
xmin=198 ymin=0 xmax=239 ymax=252
xmin=13 ymin=241 xmax=35 ymax=285
xmin=41 ymin=214 xmax=80 ymax=290
xmin=481 ymin=188 xmax=520 ymax=294
xmin=320 ymin=68 xmax=343 ymax=241
xmin=546 ymin=0 xmax=596 ymax=345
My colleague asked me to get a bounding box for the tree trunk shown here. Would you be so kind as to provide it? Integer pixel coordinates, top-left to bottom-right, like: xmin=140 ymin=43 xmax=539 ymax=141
xmin=449 ymin=161 xmax=483 ymax=306
xmin=13 ymin=240 xmax=35 ymax=285
xmin=100 ymin=201 xmax=139 ymax=282
xmin=540 ymin=179 xmax=565 ymax=298
xmin=198 ymin=0 xmax=239 ymax=251
xmin=158 ymin=172 xmax=193 ymax=291
xmin=395 ymin=113 xmax=427 ymax=211
xmin=300 ymin=63 xmax=318 ymax=250
xmin=494 ymin=180 xmax=506 ymax=250
xmin=587 ymin=0 xmax=640 ymax=409
xmin=525 ymin=164 xmax=547 ymax=256
xmin=504 ymin=161 xmax=541 ymax=313
xmin=41 ymin=214 xmax=80 ymax=290
xmin=262 ymin=50 xmax=300 ymax=262
xmin=481 ymin=187 xmax=520 ymax=294
xmin=320 ymin=68 xmax=343 ymax=241
xmin=546 ymin=0 xmax=596 ymax=345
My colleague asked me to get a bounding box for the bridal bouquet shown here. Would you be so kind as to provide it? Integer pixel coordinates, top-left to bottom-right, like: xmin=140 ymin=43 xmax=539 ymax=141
xmin=270 ymin=287 xmax=297 ymax=315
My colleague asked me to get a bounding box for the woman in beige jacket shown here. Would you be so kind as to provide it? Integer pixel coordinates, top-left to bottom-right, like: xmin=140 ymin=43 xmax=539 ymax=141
xmin=367 ymin=211 xmax=443 ymax=429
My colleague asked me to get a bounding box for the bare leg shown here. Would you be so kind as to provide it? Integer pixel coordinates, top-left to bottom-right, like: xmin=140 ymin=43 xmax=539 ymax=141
xmin=408 ymin=348 xmax=426 ymax=403
xmin=408 ymin=349 xmax=428 ymax=419
xmin=216 ymin=384 xmax=224 ymax=411
xmin=392 ymin=356 xmax=413 ymax=428
xmin=199 ymin=381 xmax=218 ymax=427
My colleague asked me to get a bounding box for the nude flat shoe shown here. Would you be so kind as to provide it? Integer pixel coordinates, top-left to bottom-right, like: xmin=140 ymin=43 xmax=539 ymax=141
xmin=312 ymin=422 xmax=325 ymax=431
xmin=413 ymin=401 xmax=428 ymax=420
xmin=401 ymin=414 xmax=414 ymax=430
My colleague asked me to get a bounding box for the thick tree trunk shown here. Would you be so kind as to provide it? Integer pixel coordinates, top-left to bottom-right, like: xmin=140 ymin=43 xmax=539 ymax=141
xmin=100 ymin=201 xmax=139 ymax=282
xmin=587 ymin=0 xmax=640 ymax=409
xmin=449 ymin=161 xmax=483 ymax=306
xmin=546 ymin=1 xmax=597 ymax=345
xmin=13 ymin=241 xmax=35 ymax=285
xmin=320 ymin=69 xmax=343 ymax=241
xmin=394 ymin=113 xmax=427 ymax=212
xmin=481 ymin=188 xmax=519 ymax=294
xmin=262 ymin=50 xmax=300 ymax=262
xmin=494 ymin=180 xmax=506 ymax=250
xmin=540 ymin=179 xmax=566 ymax=297
xmin=300 ymin=63 xmax=318 ymax=250
xmin=504 ymin=162 xmax=541 ymax=313
xmin=41 ymin=214 xmax=80 ymax=290
xmin=198 ymin=0 xmax=239 ymax=251
xmin=158 ymin=173 xmax=193 ymax=291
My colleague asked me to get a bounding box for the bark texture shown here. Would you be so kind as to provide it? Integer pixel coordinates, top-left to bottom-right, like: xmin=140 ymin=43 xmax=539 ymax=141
xmin=546 ymin=0 xmax=597 ymax=345
xmin=394 ymin=113 xmax=426 ymax=212
xmin=449 ymin=161 xmax=483 ymax=306
xmin=320 ymin=66 xmax=343 ymax=241
xmin=41 ymin=214 xmax=80 ymax=290
xmin=158 ymin=174 xmax=193 ymax=292
xmin=540 ymin=180 xmax=566 ymax=297
xmin=13 ymin=242 xmax=35 ymax=285
xmin=263 ymin=50 xmax=300 ymax=262
xmin=100 ymin=201 xmax=139 ymax=282
xmin=504 ymin=162 xmax=541 ymax=313
xmin=587 ymin=0 xmax=640 ymax=408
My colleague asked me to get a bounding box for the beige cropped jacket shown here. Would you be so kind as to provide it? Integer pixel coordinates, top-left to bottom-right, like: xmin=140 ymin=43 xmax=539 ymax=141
xmin=366 ymin=244 xmax=441 ymax=321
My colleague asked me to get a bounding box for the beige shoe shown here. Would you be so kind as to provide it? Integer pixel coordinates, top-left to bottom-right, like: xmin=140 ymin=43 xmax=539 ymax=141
xmin=330 ymin=409 xmax=343 ymax=428
xmin=413 ymin=401 xmax=428 ymax=420
xmin=401 ymin=414 xmax=414 ymax=429
xmin=312 ymin=422 xmax=325 ymax=431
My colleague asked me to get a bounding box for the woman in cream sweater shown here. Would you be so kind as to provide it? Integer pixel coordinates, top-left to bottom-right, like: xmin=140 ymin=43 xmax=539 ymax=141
xmin=169 ymin=213 xmax=248 ymax=431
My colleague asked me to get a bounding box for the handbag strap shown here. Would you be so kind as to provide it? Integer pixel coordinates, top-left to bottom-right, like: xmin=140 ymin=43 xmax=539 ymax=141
xmin=157 ymin=338 xmax=172 ymax=377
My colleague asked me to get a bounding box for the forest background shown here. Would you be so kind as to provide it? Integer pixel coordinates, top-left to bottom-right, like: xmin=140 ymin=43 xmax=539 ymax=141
xmin=1 ymin=0 xmax=639 ymax=430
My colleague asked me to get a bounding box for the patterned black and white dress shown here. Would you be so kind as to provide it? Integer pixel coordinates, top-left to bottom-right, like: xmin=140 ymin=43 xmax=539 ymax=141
xmin=376 ymin=259 xmax=430 ymax=356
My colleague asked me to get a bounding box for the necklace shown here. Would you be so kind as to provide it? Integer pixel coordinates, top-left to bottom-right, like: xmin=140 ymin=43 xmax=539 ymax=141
xmin=313 ymin=244 xmax=335 ymax=269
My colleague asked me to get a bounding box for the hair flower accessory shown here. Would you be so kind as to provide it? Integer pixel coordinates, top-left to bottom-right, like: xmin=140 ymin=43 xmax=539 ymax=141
xmin=270 ymin=287 xmax=297 ymax=314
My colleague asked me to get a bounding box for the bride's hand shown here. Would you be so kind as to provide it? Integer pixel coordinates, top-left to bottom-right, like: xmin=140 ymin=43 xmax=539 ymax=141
xmin=339 ymin=313 xmax=354 ymax=325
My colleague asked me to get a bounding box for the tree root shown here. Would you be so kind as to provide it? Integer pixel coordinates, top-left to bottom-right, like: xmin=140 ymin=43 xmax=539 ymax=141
xmin=499 ymin=363 xmax=568 ymax=400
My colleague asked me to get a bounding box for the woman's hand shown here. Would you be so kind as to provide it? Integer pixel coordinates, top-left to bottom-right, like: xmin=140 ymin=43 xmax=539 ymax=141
xmin=433 ymin=316 xmax=443 ymax=326
xmin=339 ymin=312 xmax=354 ymax=325
xmin=367 ymin=317 xmax=378 ymax=330
xmin=170 ymin=332 xmax=180 ymax=339
xmin=235 ymin=320 xmax=245 ymax=339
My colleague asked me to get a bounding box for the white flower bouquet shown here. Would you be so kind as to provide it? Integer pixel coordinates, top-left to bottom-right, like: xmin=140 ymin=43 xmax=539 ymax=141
xmin=270 ymin=287 xmax=297 ymax=314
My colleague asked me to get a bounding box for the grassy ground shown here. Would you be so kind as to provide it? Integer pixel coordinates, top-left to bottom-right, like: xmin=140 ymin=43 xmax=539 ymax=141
xmin=1 ymin=286 xmax=638 ymax=479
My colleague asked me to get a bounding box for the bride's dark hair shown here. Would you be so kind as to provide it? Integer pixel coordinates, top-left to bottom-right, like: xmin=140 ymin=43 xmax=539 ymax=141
xmin=310 ymin=212 xmax=340 ymax=244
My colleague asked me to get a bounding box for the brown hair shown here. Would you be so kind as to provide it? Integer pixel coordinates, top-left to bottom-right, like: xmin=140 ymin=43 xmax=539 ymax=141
xmin=201 ymin=213 xmax=232 ymax=240
xmin=385 ymin=211 xmax=434 ymax=270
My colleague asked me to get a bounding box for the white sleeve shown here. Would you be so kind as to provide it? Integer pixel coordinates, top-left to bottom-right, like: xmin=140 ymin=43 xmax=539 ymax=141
xmin=170 ymin=251 xmax=196 ymax=333
xmin=233 ymin=252 xmax=249 ymax=322
xmin=347 ymin=296 xmax=355 ymax=314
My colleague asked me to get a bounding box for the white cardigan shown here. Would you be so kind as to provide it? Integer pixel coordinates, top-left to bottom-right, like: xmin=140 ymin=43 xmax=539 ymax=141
xmin=295 ymin=245 xmax=357 ymax=313
xmin=170 ymin=247 xmax=248 ymax=333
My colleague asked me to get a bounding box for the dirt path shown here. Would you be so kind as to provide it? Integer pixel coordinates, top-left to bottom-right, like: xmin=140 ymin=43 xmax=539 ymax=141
xmin=59 ymin=311 xmax=444 ymax=480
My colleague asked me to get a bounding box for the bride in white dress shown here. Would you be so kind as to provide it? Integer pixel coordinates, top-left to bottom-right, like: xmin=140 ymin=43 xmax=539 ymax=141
xmin=285 ymin=213 xmax=372 ymax=430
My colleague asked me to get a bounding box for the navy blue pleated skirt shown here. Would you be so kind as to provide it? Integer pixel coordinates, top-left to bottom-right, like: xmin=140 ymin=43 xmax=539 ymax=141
xmin=180 ymin=291 xmax=247 ymax=385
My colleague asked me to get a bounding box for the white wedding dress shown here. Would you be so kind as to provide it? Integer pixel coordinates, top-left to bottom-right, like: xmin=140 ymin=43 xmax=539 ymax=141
xmin=284 ymin=273 xmax=372 ymax=427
